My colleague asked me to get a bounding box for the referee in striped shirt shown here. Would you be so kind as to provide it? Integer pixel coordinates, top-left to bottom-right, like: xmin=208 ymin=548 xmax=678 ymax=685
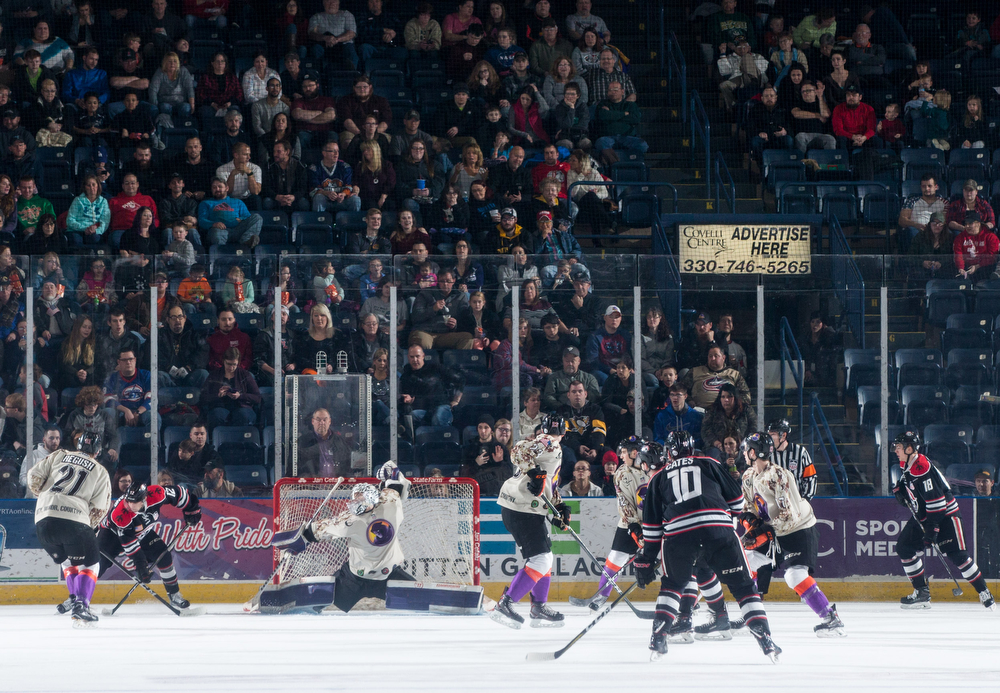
xmin=766 ymin=419 xmax=818 ymax=500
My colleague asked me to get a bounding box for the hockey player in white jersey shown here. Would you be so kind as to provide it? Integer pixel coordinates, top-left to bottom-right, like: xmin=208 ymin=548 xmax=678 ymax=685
xmin=272 ymin=461 xmax=416 ymax=612
xmin=490 ymin=414 xmax=569 ymax=629
xmin=575 ymin=436 xmax=649 ymax=610
xmin=740 ymin=432 xmax=845 ymax=637
xmin=28 ymin=432 xmax=112 ymax=626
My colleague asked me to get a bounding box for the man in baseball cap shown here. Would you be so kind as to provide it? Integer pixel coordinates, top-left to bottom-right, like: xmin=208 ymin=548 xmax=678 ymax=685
xmin=541 ymin=344 xmax=601 ymax=411
xmin=488 ymin=206 xmax=524 ymax=254
xmin=955 ymin=207 xmax=999 ymax=281
xmin=676 ymin=311 xmax=716 ymax=369
xmin=948 ymin=179 xmax=995 ymax=233
xmin=973 ymin=469 xmax=995 ymax=497
xmin=587 ymin=303 xmax=630 ymax=386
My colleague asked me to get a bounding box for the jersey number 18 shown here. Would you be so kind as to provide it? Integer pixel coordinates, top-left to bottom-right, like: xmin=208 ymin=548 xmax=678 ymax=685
xmin=667 ymin=466 xmax=702 ymax=502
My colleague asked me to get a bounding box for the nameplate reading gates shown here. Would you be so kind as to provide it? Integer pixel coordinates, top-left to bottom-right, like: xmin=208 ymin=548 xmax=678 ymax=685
xmin=678 ymin=224 xmax=811 ymax=275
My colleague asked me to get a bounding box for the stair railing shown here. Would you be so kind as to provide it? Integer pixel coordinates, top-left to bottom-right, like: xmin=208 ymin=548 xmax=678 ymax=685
xmin=809 ymin=392 xmax=850 ymax=497
xmin=666 ymin=30 xmax=687 ymax=124
xmin=778 ymin=316 xmax=805 ymax=439
xmin=690 ymin=90 xmax=711 ymax=197
xmin=829 ymin=215 xmax=867 ymax=349
xmin=714 ymin=151 xmax=735 ymax=213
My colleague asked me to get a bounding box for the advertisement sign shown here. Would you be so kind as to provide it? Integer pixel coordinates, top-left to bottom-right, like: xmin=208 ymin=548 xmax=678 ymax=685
xmin=678 ymin=224 xmax=811 ymax=275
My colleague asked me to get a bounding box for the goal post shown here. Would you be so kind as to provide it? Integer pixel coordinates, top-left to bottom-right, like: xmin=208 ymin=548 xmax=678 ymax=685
xmin=272 ymin=477 xmax=481 ymax=586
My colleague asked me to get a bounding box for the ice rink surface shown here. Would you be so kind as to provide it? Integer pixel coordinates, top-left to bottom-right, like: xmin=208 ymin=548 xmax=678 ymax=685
xmin=1 ymin=600 xmax=998 ymax=693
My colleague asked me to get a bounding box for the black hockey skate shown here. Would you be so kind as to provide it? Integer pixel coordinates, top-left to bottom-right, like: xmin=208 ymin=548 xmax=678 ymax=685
xmin=667 ymin=613 xmax=694 ymax=644
xmin=529 ymin=599 xmax=565 ymax=628
xmin=748 ymin=622 xmax=781 ymax=663
xmin=170 ymin=592 xmax=191 ymax=609
xmin=649 ymin=621 xmax=668 ymax=662
xmin=694 ymin=610 xmax=733 ymax=641
xmin=900 ymin=587 xmax=931 ymax=609
xmin=489 ymin=589 xmax=524 ymax=630
xmin=587 ymin=594 xmax=608 ymax=611
xmin=56 ymin=595 xmax=77 ymax=615
xmin=71 ymin=601 xmax=98 ymax=628
xmin=979 ymin=589 xmax=996 ymax=611
xmin=814 ymin=604 xmax=847 ymax=638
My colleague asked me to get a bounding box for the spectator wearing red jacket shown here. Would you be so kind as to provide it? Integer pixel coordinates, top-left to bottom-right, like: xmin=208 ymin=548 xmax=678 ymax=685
xmin=206 ymin=309 xmax=253 ymax=371
xmin=109 ymin=173 xmax=159 ymax=232
xmin=531 ymin=143 xmax=570 ymax=197
xmin=831 ymin=85 xmax=882 ymax=150
xmin=954 ymin=211 xmax=999 ymax=282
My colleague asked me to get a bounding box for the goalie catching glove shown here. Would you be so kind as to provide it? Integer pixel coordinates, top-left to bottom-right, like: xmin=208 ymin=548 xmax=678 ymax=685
xmin=550 ymin=501 xmax=571 ymax=530
xmin=376 ymin=461 xmax=406 ymax=495
xmin=526 ymin=467 xmax=547 ymax=496
xmin=633 ymin=552 xmax=658 ymax=590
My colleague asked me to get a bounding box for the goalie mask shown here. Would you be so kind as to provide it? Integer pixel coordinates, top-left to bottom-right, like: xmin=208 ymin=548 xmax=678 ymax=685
xmin=742 ymin=432 xmax=773 ymax=464
xmin=539 ymin=414 xmax=567 ymax=437
xmin=124 ymin=481 xmax=148 ymax=504
xmin=77 ymin=431 xmax=102 ymax=458
xmin=348 ymin=483 xmax=380 ymax=516
xmin=663 ymin=431 xmax=695 ymax=460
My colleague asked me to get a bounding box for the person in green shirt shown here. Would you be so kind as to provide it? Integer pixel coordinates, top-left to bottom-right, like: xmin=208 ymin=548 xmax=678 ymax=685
xmin=706 ymin=0 xmax=756 ymax=54
xmin=15 ymin=175 xmax=54 ymax=234
xmin=793 ymin=9 xmax=837 ymax=50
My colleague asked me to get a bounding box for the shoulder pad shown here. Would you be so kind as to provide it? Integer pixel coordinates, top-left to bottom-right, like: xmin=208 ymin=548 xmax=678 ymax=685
xmin=146 ymin=484 xmax=167 ymax=505
xmin=111 ymin=500 xmax=136 ymax=529
xmin=909 ymin=455 xmax=931 ymax=477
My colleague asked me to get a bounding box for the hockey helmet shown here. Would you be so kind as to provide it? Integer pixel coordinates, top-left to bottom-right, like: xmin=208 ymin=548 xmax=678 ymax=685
xmin=77 ymin=431 xmax=102 ymax=458
xmin=766 ymin=419 xmax=792 ymax=438
xmin=617 ymin=435 xmax=642 ymax=457
xmin=663 ymin=430 xmax=695 ymax=460
xmin=539 ymin=414 xmax=567 ymax=437
xmin=637 ymin=440 xmax=665 ymax=472
xmin=893 ymin=431 xmax=922 ymax=467
xmin=742 ymin=432 xmax=773 ymax=464
xmin=348 ymin=483 xmax=380 ymax=516
xmin=124 ymin=481 xmax=148 ymax=504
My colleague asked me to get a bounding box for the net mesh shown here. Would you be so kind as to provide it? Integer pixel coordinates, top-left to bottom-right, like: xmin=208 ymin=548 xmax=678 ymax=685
xmin=274 ymin=479 xmax=479 ymax=585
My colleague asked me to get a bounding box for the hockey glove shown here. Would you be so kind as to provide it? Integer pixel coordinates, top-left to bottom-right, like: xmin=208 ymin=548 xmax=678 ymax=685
xmin=526 ymin=467 xmax=547 ymax=496
xmin=184 ymin=506 xmax=201 ymax=527
xmin=634 ymin=554 xmax=658 ymax=590
xmin=627 ymin=522 xmax=643 ymax=545
xmin=922 ymin=524 xmax=940 ymax=549
xmin=893 ymin=483 xmax=908 ymax=508
xmin=376 ymin=461 xmax=400 ymax=482
xmin=133 ymin=556 xmax=153 ymax=584
xmin=550 ymin=501 xmax=571 ymax=530
xmin=741 ymin=523 xmax=774 ymax=551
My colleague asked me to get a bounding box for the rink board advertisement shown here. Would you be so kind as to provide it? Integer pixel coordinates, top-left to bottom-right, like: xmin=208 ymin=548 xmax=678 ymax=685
xmin=0 ymin=497 xmax=992 ymax=588
xmin=678 ymin=224 xmax=812 ymax=275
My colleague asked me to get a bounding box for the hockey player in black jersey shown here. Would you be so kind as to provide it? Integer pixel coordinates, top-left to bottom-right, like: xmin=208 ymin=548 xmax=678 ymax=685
xmin=97 ymin=480 xmax=201 ymax=610
xmin=892 ymin=432 xmax=995 ymax=610
xmin=634 ymin=438 xmax=781 ymax=662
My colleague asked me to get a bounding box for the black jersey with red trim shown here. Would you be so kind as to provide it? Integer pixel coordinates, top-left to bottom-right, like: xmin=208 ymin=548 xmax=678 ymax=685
xmin=898 ymin=454 xmax=959 ymax=528
xmin=100 ymin=485 xmax=198 ymax=557
xmin=641 ymin=455 xmax=744 ymax=553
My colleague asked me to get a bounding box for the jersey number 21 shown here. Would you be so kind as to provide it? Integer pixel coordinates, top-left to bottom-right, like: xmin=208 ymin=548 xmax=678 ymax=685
xmin=668 ymin=466 xmax=702 ymax=501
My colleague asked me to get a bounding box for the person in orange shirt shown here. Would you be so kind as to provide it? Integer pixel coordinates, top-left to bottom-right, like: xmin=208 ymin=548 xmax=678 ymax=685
xmin=176 ymin=263 xmax=213 ymax=316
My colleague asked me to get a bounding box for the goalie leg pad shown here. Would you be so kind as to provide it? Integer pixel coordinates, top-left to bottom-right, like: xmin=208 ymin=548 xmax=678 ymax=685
xmin=259 ymin=577 xmax=336 ymax=614
xmin=385 ymin=580 xmax=485 ymax=614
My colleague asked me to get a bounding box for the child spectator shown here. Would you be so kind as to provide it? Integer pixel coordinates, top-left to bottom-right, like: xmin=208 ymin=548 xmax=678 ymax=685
xmin=486 ymin=28 xmax=519 ymax=76
xmin=877 ymin=102 xmax=905 ymax=151
xmin=763 ymin=15 xmax=784 ymax=51
xmin=953 ymin=11 xmax=991 ymax=64
xmin=220 ymin=265 xmax=258 ymax=313
xmin=405 ymin=3 xmax=442 ymax=58
xmin=415 ymin=262 xmax=438 ymax=289
xmin=163 ymin=224 xmax=195 ymax=276
xmin=177 ymin=263 xmax=213 ymax=315
xmin=76 ymin=257 xmax=114 ymax=311
xmin=311 ymin=259 xmax=344 ymax=308
xmin=71 ymin=92 xmax=110 ymax=150
xmin=112 ymin=92 xmax=155 ymax=146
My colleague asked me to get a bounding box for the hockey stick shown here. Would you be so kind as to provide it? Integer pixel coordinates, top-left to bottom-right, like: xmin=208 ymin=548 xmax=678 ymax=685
xmin=99 ymin=550 xmax=203 ymax=617
xmin=102 ymin=524 xmax=193 ymax=617
xmin=568 ymin=550 xmax=641 ymax=607
xmin=526 ymin=582 xmax=640 ymax=661
xmin=540 ymin=495 xmax=654 ymax=620
xmin=903 ymin=503 xmax=963 ymax=597
xmin=244 ymin=476 xmax=345 ymax=612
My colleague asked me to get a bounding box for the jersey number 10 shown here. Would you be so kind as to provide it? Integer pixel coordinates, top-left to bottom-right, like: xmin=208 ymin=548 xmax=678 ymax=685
xmin=667 ymin=466 xmax=703 ymax=502
xmin=51 ymin=464 xmax=91 ymax=497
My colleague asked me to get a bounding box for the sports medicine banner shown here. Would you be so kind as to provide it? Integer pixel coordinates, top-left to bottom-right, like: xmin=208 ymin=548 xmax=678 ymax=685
xmin=678 ymin=224 xmax=812 ymax=275
xmin=2 ymin=497 xmax=994 ymax=583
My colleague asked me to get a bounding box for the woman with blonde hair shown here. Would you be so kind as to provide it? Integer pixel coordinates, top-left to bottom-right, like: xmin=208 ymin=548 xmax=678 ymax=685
xmin=923 ymin=89 xmax=953 ymax=151
xmin=0 ymin=174 xmax=17 ymax=236
xmin=493 ymin=418 xmax=513 ymax=451
xmin=954 ymin=95 xmax=988 ymax=149
xmin=541 ymin=56 xmax=588 ymax=109
xmin=449 ymin=142 xmax=487 ymax=200
xmin=149 ymin=51 xmax=195 ymax=116
xmin=467 ymin=60 xmax=503 ymax=105
xmin=355 ymin=140 xmax=396 ymax=210
xmin=295 ymin=303 xmax=345 ymax=374
xmin=57 ymin=315 xmax=96 ymax=389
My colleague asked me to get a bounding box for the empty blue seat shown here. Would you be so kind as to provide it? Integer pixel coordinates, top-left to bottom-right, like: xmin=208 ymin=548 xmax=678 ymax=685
xmin=226 ymin=465 xmax=270 ymax=489
xmin=414 ymin=426 xmax=461 ymax=445
xmin=927 ymin=292 xmax=966 ymax=327
xmin=942 ymin=328 xmax=990 ymax=353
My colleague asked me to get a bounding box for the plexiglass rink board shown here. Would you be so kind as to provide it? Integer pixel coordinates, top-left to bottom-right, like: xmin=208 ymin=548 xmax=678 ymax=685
xmin=285 ymin=375 xmax=372 ymax=478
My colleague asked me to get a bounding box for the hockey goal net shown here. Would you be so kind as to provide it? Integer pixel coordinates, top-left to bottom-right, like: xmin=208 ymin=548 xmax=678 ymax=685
xmin=272 ymin=478 xmax=480 ymax=585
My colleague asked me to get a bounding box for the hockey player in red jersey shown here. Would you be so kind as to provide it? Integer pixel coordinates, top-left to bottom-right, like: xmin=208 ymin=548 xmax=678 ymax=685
xmin=893 ymin=431 xmax=995 ymax=610
xmin=97 ymin=480 xmax=201 ymax=610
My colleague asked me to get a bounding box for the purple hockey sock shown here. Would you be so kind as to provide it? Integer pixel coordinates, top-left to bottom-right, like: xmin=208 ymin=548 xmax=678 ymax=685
xmin=531 ymin=575 xmax=551 ymax=603
xmin=596 ymin=571 xmax=614 ymax=598
xmin=801 ymin=584 xmax=832 ymax=617
xmin=507 ymin=569 xmax=539 ymax=602
xmin=77 ymin=572 xmax=97 ymax=606
xmin=65 ymin=572 xmax=79 ymax=598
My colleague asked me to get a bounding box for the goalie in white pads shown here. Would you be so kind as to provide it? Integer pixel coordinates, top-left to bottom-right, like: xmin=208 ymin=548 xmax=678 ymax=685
xmin=272 ymin=462 xmax=417 ymax=612
xmin=491 ymin=414 xmax=569 ymax=629
xmin=29 ymin=432 xmax=112 ymax=626
xmin=740 ymin=432 xmax=845 ymax=637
